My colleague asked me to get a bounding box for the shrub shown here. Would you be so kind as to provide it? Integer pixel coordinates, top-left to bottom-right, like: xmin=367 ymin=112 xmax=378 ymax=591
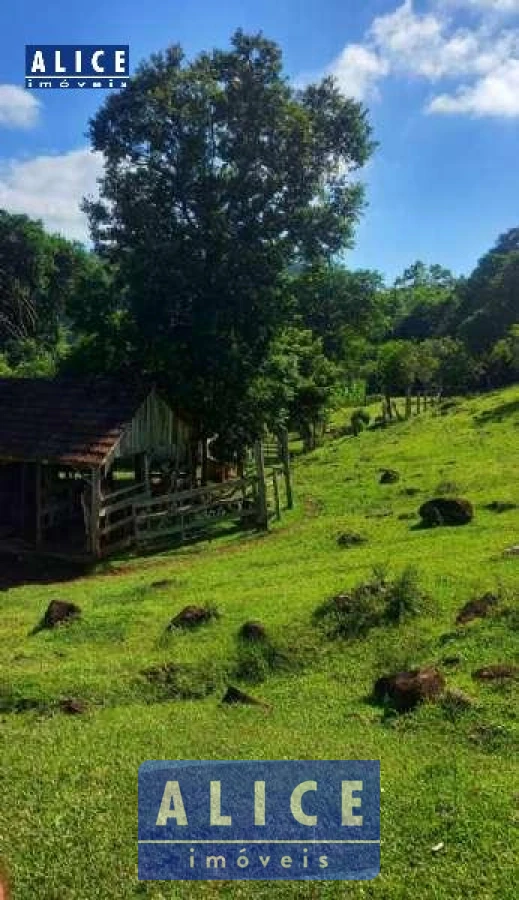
xmin=234 ymin=628 xmax=318 ymax=683
xmin=141 ymin=662 xmax=219 ymax=699
xmin=315 ymin=566 xmax=429 ymax=640
xmin=313 ymin=568 xmax=388 ymax=639
xmin=384 ymin=566 xmax=429 ymax=623
xmin=351 ymin=408 xmax=371 ymax=436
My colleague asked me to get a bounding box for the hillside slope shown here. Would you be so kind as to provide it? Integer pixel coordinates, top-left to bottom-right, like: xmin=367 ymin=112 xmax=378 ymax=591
xmin=0 ymin=386 xmax=518 ymax=899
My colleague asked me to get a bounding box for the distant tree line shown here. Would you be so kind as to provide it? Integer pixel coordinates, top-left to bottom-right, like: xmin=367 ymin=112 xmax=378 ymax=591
xmin=0 ymin=31 xmax=517 ymax=458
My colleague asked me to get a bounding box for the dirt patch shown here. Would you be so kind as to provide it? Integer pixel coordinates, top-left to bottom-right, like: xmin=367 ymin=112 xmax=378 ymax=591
xmin=167 ymin=605 xmax=219 ymax=631
xmin=373 ymin=667 xmax=445 ymax=713
xmin=238 ymin=621 xmax=268 ymax=643
xmin=456 ymin=592 xmax=499 ymax=625
xmin=221 ymin=685 xmax=270 ymax=709
xmin=337 ymin=531 xmax=367 ymax=548
xmin=472 ymin=664 xmax=518 ymax=681
xmin=59 ymin=698 xmax=88 ymax=715
xmin=380 ymin=469 xmax=400 ymax=484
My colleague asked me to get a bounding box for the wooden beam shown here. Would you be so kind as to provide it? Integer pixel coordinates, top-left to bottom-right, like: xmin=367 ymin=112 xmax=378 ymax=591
xmin=272 ymin=469 xmax=281 ymax=521
xmin=280 ymin=427 xmax=293 ymax=510
xmin=90 ymin=468 xmax=102 ymax=558
xmin=254 ymin=441 xmax=268 ymax=529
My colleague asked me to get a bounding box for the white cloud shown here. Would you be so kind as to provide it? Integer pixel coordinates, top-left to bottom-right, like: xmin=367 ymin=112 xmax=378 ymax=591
xmin=0 ymin=148 xmax=103 ymax=242
xmin=369 ymin=0 xmax=516 ymax=79
xmin=328 ymin=44 xmax=389 ymax=100
xmin=427 ymin=57 xmax=519 ymax=114
xmin=0 ymin=84 xmax=40 ymax=129
xmin=322 ymin=0 xmax=519 ymax=117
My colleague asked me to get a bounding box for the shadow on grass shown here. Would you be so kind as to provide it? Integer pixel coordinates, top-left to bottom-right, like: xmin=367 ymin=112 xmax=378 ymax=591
xmin=474 ymin=399 xmax=519 ymax=425
xmin=0 ymin=551 xmax=92 ymax=591
xmin=104 ymin=519 xmax=266 ymax=567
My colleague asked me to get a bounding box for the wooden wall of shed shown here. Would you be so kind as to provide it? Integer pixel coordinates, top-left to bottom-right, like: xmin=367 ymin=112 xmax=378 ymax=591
xmin=111 ymin=392 xmax=191 ymax=465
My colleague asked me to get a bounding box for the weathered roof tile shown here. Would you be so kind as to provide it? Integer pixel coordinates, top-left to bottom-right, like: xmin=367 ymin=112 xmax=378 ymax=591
xmin=0 ymin=377 xmax=150 ymax=466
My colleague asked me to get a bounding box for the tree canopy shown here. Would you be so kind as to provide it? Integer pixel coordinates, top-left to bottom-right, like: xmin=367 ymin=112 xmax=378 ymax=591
xmin=84 ymin=30 xmax=376 ymax=439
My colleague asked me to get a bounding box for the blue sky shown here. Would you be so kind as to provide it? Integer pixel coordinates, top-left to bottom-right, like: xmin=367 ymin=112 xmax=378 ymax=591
xmin=0 ymin=0 xmax=518 ymax=282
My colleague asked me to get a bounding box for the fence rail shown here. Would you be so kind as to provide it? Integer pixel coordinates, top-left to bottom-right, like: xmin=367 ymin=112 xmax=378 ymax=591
xmin=132 ymin=475 xmax=259 ymax=546
xmin=94 ymin=435 xmax=292 ymax=557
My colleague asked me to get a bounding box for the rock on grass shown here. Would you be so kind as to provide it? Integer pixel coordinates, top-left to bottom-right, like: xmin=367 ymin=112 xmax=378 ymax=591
xmin=373 ymin=667 xmax=445 ymax=713
xmin=38 ymin=600 xmax=81 ymax=630
xmin=419 ymin=497 xmax=473 ymax=527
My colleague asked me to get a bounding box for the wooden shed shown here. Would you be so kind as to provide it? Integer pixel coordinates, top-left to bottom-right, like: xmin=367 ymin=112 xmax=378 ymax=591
xmin=0 ymin=377 xmax=193 ymax=558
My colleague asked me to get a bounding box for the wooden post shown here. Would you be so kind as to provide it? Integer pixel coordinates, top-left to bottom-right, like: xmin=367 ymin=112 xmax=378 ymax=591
xmin=254 ymin=441 xmax=268 ymax=529
xmin=405 ymin=388 xmax=412 ymax=419
xmin=143 ymin=453 xmax=151 ymax=494
xmin=90 ymin=468 xmax=102 ymax=558
xmin=272 ymin=469 xmax=281 ymax=521
xmin=280 ymin=427 xmax=293 ymax=510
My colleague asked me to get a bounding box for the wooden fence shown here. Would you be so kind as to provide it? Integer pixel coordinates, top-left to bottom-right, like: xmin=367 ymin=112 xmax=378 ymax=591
xmin=94 ymin=435 xmax=293 ymax=557
xmin=132 ymin=476 xmax=259 ymax=547
xmin=246 ymin=428 xmax=293 ymax=514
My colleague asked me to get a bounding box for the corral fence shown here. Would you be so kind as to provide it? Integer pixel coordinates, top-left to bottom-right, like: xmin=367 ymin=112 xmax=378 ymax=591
xmin=97 ymin=433 xmax=293 ymax=556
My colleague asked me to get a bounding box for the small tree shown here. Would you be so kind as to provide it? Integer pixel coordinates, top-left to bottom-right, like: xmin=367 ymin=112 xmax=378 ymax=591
xmin=247 ymin=327 xmax=341 ymax=452
xmin=375 ymin=341 xmax=418 ymax=419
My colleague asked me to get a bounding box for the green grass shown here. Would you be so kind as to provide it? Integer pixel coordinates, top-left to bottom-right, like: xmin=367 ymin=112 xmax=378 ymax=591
xmin=0 ymin=386 xmax=518 ymax=899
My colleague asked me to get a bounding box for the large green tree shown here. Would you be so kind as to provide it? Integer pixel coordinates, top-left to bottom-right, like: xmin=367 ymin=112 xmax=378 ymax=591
xmin=453 ymin=228 xmax=519 ymax=352
xmin=85 ymin=30 xmax=375 ymax=444
xmin=290 ymin=264 xmax=386 ymax=359
xmin=0 ymin=209 xmax=99 ymax=374
xmin=389 ymin=260 xmax=458 ymax=341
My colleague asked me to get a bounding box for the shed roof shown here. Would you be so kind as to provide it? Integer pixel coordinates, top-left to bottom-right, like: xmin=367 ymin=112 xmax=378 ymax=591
xmin=0 ymin=377 xmax=155 ymax=467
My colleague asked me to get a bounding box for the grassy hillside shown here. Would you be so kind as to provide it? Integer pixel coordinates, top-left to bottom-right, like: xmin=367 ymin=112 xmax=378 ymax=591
xmin=0 ymin=386 xmax=518 ymax=899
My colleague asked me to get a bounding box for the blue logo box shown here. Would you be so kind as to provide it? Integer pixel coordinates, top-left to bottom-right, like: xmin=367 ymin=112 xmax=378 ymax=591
xmin=25 ymin=45 xmax=129 ymax=89
xmin=138 ymin=760 xmax=380 ymax=881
